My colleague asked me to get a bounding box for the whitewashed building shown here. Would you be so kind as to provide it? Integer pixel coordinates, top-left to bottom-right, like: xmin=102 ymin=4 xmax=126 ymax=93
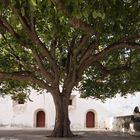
xmin=0 ymin=89 xmax=140 ymax=130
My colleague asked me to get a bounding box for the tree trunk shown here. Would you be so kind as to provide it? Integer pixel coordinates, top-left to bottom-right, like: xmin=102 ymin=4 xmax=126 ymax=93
xmin=51 ymin=92 xmax=74 ymax=137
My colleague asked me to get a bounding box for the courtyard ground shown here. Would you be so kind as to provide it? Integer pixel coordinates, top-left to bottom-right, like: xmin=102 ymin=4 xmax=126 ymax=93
xmin=0 ymin=128 xmax=139 ymax=140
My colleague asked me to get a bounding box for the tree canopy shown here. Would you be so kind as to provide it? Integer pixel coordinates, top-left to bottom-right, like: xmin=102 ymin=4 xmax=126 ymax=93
xmin=78 ymin=0 xmax=140 ymax=100
xmin=0 ymin=0 xmax=140 ymax=137
xmin=0 ymin=0 xmax=140 ymax=102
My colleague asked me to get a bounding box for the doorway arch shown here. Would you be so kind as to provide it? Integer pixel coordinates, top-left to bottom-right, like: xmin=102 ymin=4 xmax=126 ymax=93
xmin=36 ymin=110 xmax=45 ymax=127
xmin=86 ymin=111 xmax=95 ymax=128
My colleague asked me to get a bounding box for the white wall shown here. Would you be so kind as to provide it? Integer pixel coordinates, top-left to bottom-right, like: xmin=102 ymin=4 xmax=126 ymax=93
xmin=0 ymin=96 xmax=13 ymax=127
xmin=68 ymin=92 xmax=110 ymax=130
xmin=10 ymin=90 xmax=56 ymax=129
xmin=0 ymin=90 xmax=140 ymax=130
xmin=104 ymin=92 xmax=140 ymax=116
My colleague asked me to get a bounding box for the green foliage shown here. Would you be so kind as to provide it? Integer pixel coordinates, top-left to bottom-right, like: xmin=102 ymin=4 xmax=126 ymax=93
xmin=0 ymin=0 xmax=140 ymax=101
xmin=0 ymin=80 xmax=31 ymax=103
xmin=80 ymin=49 xmax=140 ymax=100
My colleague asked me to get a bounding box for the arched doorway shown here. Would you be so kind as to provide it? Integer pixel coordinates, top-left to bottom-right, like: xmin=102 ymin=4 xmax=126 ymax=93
xmin=36 ymin=110 xmax=45 ymax=127
xmin=86 ymin=111 xmax=95 ymax=128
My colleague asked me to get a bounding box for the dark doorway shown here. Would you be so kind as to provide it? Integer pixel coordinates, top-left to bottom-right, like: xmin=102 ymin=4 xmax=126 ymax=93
xmin=86 ymin=111 xmax=95 ymax=128
xmin=36 ymin=111 xmax=45 ymax=127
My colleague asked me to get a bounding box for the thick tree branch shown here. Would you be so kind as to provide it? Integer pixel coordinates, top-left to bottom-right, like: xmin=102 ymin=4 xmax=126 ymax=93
xmin=0 ymin=15 xmax=57 ymax=85
xmin=51 ymin=0 xmax=68 ymax=15
xmin=94 ymin=61 xmax=109 ymax=75
xmin=11 ymin=6 xmax=58 ymax=67
xmin=0 ymin=71 xmax=52 ymax=92
xmin=0 ymin=16 xmax=17 ymax=36
xmin=69 ymin=17 xmax=95 ymax=35
xmin=81 ymin=42 xmax=140 ymax=68
xmin=119 ymin=34 xmax=140 ymax=42
xmin=50 ymin=38 xmax=58 ymax=59
xmin=73 ymin=35 xmax=89 ymax=56
xmin=30 ymin=16 xmax=36 ymax=32
xmin=65 ymin=37 xmax=76 ymax=74
xmin=52 ymin=0 xmax=96 ymax=35
xmin=95 ymin=61 xmax=131 ymax=77
xmin=1 ymin=33 xmax=25 ymax=69
xmin=96 ymin=42 xmax=140 ymax=59
xmin=10 ymin=4 xmax=60 ymax=84
xmin=62 ymin=67 xmax=77 ymax=96
xmin=78 ymin=41 xmax=99 ymax=70
xmin=32 ymin=48 xmax=54 ymax=83
xmin=108 ymin=65 xmax=131 ymax=74
xmin=77 ymin=41 xmax=140 ymax=81
xmin=64 ymin=39 xmax=98 ymax=91
xmin=96 ymin=65 xmax=131 ymax=84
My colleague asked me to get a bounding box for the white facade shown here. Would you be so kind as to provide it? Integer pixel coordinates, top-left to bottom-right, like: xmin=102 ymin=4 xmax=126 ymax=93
xmin=0 ymin=89 xmax=140 ymax=130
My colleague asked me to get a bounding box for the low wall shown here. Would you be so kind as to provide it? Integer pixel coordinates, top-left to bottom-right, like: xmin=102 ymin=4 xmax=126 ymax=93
xmin=112 ymin=115 xmax=133 ymax=132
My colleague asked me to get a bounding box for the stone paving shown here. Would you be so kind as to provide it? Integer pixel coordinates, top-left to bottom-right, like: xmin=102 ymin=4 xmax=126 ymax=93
xmin=0 ymin=129 xmax=139 ymax=140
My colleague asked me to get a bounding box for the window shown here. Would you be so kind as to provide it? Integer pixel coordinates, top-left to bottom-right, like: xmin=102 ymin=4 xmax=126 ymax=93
xmin=68 ymin=95 xmax=76 ymax=109
xmin=18 ymin=100 xmax=25 ymax=104
xmin=69 ymin=99 xmax=72 ymax=105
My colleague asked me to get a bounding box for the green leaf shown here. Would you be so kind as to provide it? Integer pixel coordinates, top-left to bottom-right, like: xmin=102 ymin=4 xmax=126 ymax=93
xmin=92 ymin=11 xmax=105 ymax=19
xmin=30 ymin=0 xmax=36 ymax=6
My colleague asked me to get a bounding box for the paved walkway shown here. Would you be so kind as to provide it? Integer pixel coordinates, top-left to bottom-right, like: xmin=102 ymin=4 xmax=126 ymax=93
xmin=0 ymin=128 xmax=139 ymax=140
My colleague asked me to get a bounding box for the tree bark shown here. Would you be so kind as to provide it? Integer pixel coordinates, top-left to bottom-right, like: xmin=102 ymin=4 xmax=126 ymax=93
xmin=51 ymin=91 xmax=74 ymax=137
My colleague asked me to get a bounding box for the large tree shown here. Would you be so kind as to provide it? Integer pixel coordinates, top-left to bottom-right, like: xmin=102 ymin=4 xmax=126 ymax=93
xmin=0 ymin=0 xmax=140 ymax=137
